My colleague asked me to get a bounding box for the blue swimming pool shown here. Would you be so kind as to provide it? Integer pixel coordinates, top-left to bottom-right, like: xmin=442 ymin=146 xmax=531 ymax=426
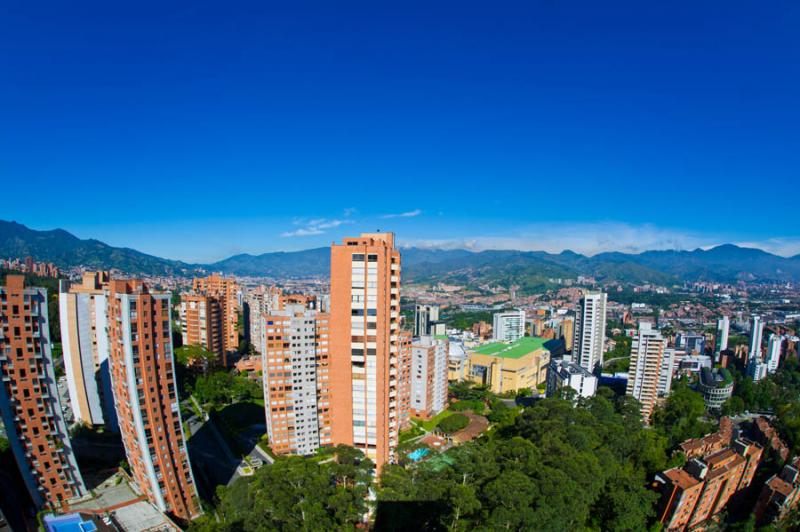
xmin=408 ymin=448 xmax=431 ymax=462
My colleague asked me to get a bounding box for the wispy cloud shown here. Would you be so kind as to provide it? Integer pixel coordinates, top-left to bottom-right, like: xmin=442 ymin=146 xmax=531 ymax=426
xmin=281 ymin=227 xmax=326 ymax=237
xmin=381 ymin=209 xmax=422 ymax=219
xmin=281 ymin=217 xmax=354 ymax=238
xmin=403 ymin=222 xmax=727 ymax=256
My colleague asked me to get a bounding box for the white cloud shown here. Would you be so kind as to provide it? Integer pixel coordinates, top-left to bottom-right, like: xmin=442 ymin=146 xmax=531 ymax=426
xmin=281 ymin=217 xmax=354 ymax=237
xmin=381 ymin=209 xmax=422 ymax=219
xmin=280 ymin=227 xmax=325 ymax=237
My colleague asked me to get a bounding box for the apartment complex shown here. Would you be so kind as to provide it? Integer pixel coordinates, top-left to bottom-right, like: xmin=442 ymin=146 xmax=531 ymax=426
xmin=184 ymin=274 xmax=239 ymax=365
xmin=656 ymin=437 xmax=763 ymax=531
xmin=626 ymin=323 xmax=668 ymax=423
xmin=409 ymin=335 xmax=449 ymax=418
xmin=755 ymin=456 xmax=800 ymax=525
xmin=329 ymin=233 xmax=404 ymax=471
xmin=107 ymin=280 xmax=201 ymax=521
xmin=59 ymin=271 xmax=117 ymax=429
xmin=0 ymin=275 xmax=86 ymax=509
xmin=492 ymin=310 xmax=525 ymax=342
xmin=546 ymin=358 xmax=598 ymax=399
xmin=261 ymin=304 xmax=331 ymax=455
xmin=467 ymin=337 xmax=551 ymax=394
xmin=573 ymin=291 xmax=607 ymax=373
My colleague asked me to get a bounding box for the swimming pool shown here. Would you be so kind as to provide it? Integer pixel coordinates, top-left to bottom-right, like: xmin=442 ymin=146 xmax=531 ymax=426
xmin=408 ymin=448 xmax=431 ymax=462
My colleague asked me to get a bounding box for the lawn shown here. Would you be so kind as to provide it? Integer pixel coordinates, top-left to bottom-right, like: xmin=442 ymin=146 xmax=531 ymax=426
xmin=414 ymin=409 xmax=456 ymax=432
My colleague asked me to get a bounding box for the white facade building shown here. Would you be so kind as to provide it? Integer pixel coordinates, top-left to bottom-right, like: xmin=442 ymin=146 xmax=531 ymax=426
xmin=547 ymin=358 xmax=598 ymax=399
xmin=492 ymin=310 xmax=526 ymax=342
xmin=410 ymin=336 xmax=449 ymax=417
xmin=766 ymin=334 xmax=782 ymax=374
xmin=626 ymin=323 xmax=667 ymax=422
xmin=573 ymin=291 xmax=607 ymax=373
xmin=715 ymin=316 xmax=730 ymax=355
xmin=749 ymin=315 xmax=764 ymax=360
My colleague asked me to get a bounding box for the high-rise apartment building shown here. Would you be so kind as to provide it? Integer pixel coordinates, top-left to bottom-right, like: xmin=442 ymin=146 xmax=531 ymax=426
xmin=59 ymin=271 xmax=117 ymax=430
xmin=573 ymin=291 xmax=607 ymax=373
xmin=244 ymin=285 xmax=280 ymax=354
xmin=715 ymin=316 xmax=730 ymax=356
xmin=261 ymin=304 xmax=331 ymax=455
xmin=188 ymin=274 xmax=239 ymax=365
xmin=492 ymin=310 xmax=525 ymax=342
xmin=749 ymin=315 xmax=764 ymax=360
xmin=627 ymin=323 xmax=667 ymax=423
xmin=329 ymin=233 xmax=403 ymax=471
xmin=409 ymin=335 xmax=449 ymax=418
xmin=0 ymin=275 xmax=86 ymax=509
xmin=766 ymin=334 xmax=782 ymax=374
xmin=107 ymin=280 xmax=201 ymax=522
xmin=413 ymin=304 xmax=440 ymax=337
xmin=179 ymin=293 xmax=223 ymax=360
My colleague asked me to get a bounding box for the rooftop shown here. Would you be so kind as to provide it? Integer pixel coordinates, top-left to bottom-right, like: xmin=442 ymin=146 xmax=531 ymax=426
xmin=473 ymin=337 xmax=548 ymax=359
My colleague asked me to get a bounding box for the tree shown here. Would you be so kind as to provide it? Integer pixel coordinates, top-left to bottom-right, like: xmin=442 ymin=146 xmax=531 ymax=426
xmin=437 ymin=413 xmax=470 ymax=433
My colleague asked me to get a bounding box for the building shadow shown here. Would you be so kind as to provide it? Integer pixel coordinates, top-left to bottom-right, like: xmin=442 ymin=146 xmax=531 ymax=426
xmin=187 ymin=421 xmax=240 ymax=501
xmin=373 ymin=501 xmax=446 ymax=531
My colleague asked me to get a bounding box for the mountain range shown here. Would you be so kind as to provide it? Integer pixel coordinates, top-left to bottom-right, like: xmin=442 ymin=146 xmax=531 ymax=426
xmin=3 ymin=220 xmax=800 ymax=288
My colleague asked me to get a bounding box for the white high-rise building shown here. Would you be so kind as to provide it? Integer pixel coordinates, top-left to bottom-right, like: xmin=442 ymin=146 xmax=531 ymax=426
xmin=715 ymin=316 xmax=730 ymax=356
xmin=492 ymin=310 xmax=526 ymax=342
xmin=409 ymin=336 xmax=449 ymax=417
xmin=626 ymin=323 xmax=667 ymax=423
xmin=748 ymin=358 xmax=769 ymax=382
xmin=414 ymin=304 xmax=440 ymax=337
xmin=766 ymin=334 xmax=782 ymax=374
xmin=658 ymin=347 xmax=675 ymax=397
xmin=59 ymin=273 xmax=117 ymax=430
xmin=573 ymin=291 xmax=607 ymax=373
xmin=749 ymin=315 xmax=764 ymax=360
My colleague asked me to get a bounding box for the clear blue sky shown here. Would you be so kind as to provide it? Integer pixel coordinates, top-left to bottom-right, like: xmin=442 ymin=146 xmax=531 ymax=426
xmin=2 ymin=1 xmax=798 ymax=261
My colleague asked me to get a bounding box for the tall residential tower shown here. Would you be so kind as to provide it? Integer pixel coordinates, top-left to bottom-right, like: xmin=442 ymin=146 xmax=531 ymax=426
xmin=329 ymin=233 xmax=404 ymax=471
xmin=108 ymin=280 xmax=201 ymax=521
xmin=0 ymin=275 xmax=86 ymax=509
xmin=573 ymin=291 xmax=607 ymax=373
xmin=59 ymin=271 xmax=117 ymax=429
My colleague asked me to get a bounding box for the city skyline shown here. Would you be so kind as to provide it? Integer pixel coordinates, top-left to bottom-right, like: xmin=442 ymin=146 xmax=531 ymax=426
xmin=2 ymin=2 xmax=799 ymax=261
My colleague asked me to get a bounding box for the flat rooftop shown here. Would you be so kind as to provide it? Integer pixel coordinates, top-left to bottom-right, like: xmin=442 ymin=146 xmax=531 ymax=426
xmin=473 ymin=337 xmax=548 ymax=359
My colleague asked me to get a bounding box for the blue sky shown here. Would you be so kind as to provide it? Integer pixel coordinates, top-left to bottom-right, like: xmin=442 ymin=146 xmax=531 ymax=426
xmin=1 ymin=1 xmax=799 ymax=261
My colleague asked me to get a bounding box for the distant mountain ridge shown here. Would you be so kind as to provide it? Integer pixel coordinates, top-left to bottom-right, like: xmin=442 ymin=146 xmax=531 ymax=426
xmin=3 ymin=220 xmax=800 ymax=285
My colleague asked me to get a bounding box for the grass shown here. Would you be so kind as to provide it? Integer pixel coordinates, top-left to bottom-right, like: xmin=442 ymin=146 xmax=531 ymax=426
xmin=414 ymin=409 xmax=456 ymax=432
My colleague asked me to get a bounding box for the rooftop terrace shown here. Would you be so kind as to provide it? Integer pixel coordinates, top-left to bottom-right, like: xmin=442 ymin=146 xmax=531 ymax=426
xmin=473 ymin=337 xmax=548 ymax=359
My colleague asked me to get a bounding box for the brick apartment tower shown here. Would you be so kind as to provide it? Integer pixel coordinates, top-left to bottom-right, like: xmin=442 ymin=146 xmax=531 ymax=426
xmin=189 ymin=274 xmax=239 ymax=365
xmin=261 ymin=304 xmax=331 ymax=455
xmin=179 ymin=293 xmax=223 ymax=359
xmin=329 ymin=233 xmax=403 ymax=471
xmin=0 ymin=275 xmax=86 ymax=509
xmin=107 ymin=280 xmax=201 ymax=521
xmin=59 ymin=271 xmax=118 ymax=430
